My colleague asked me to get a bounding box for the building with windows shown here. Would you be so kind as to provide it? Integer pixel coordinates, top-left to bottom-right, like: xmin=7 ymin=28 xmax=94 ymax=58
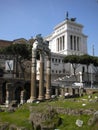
xmin=36 ymin=16 xmax=88 ymax=85
xmin=46 ymin=17 xmax=87 ymax=55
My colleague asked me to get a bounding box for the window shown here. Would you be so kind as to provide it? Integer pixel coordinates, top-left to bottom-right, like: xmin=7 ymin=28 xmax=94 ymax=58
xmin=62 ymin=36 xmax=65 ymax=49
xmin=60 ymin=37 xmax=62 ymax=50
xmin=52 ymin=58 xmax=54 ymax=62
xmin=70 ymin=35 xmax=73 ymax=50
xmin=82 ymin=66 xmax=85 ymax=73
xmin=63 ymin=69 xmax=65 ymax=73
xmin=77 ymin=37 xmax=79 ymax=51
xmin=62 ymin=59 xmax=64 ymax=63
xmin=74 ymin=36 xmax=76 ymax=50
xmin=55 ymin=59 xmax=57 ymax=62
xmin=52 ymin=70 xmax=54 ymax=73
xmin=57 ymin=38 xmax=60 ymax=51
xmin=56 ymin=35 xmax=65 ymax=51
xmin=59 ymin=70 xmax=61 ymax=73
xmin=58 ymin=59 xmax=61 ymax=63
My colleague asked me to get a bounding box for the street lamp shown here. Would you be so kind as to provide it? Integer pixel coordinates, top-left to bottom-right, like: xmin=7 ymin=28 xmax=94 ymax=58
xmin=90 ymin=64 xmax=93 ymax=88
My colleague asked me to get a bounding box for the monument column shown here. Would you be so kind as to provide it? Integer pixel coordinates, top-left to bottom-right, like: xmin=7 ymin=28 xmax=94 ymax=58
xmin=38 ymin=53 xmax=44 ymax=100
xmin=30 ymin=49 xmax=37 ymax=101
xmin=45 ymin=55 xmax=51 ymax=99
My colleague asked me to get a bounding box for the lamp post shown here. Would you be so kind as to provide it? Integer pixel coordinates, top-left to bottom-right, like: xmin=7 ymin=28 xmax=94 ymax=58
xmin=91 ymin=64 xmax=93 ymax=88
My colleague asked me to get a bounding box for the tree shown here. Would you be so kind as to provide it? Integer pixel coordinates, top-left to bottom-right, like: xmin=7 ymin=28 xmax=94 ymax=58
xmin=80 ymin=55 xmax=92 ymax=72
xmin=90 ymin=56 xmax=98 ymax=75
xmin=2 ymin=42 xmax=32 ymax=79
xmin=79 ymin=54 xmax=93 ymax=82
xmin=63 ymin=55 xmax=81 ymax=80
xmin=64 ymin=54 xmax=98 ymax=83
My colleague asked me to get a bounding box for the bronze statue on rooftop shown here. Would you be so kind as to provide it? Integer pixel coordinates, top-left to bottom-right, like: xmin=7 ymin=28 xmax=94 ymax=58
xmin=66 ymin=11 xmax=76 ymax=22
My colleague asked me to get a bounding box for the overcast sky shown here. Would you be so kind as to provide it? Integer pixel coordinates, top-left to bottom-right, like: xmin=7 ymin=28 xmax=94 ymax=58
xmin=0 ymin=0 xmax=98 ymax=55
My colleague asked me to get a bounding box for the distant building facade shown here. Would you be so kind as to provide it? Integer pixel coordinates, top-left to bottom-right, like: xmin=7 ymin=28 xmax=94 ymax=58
xmin=46 ymin=18 xmax=87 ymax=55
xmin=36 ymin=17 xmax=88 ymax=84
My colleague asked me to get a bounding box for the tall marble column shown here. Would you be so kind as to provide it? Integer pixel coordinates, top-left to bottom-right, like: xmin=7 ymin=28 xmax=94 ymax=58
xmin=45 ymin=55 xmax=51 ymax=99
xmin=30 ymin=49 xmax=37 ymax=101
xmin=38 ymin=53 xmax=44 ymax=100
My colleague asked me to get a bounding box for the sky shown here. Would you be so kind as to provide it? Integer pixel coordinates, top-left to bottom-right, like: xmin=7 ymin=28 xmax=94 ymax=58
xmin=0 ymin=0 xmax=98 ymax=55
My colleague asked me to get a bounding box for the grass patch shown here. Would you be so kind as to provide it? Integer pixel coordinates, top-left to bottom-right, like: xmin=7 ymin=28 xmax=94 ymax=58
xmin=0 ymin=94 xmax=98 ymax=129
xmin=0 ymin=104 xmax=32 ymax=129
xmin=57 ymin=114 xmax=91 ymax=130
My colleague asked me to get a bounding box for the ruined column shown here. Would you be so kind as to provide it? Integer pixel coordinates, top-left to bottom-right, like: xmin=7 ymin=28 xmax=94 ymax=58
xmin=75 ymin=88 xmax=79 ymax=96
xmin=79 ymin=72 xmax=83 ymax=83
xmin=30 ymin=49 xmax=37 ymax=102
xmin=79 ymin=88 xmax=84 ymax=97
xmin=61 ymin=88 xmax=64 ymax=97
xmin=38 ymin=53 xmax=44 ymax=100
xmin=5 ymin=83 xmax=12 ymax=107
xmin=45 ymin=55 xmax=51 ymax=99
xmin=20 ymin=90 xmax=26 ymax=104
xmin=55 ymin=88 xmax=59 ymax=97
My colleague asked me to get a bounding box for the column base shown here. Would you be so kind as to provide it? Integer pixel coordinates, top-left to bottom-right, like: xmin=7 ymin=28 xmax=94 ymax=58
xmin=20 ymin=99 xmax=26 ymax=104
xmin=45 ymin=94 xmax=51 ymax=99
xmin=5 ymin=100 xmax=10 ymax=107
xmin=38 ymin=96 xmax=44 ymax=101
xmin=27 ymin=97 xmax=36 ymax=103
xmin=45 ymin=89 xmax=51 ymax=99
